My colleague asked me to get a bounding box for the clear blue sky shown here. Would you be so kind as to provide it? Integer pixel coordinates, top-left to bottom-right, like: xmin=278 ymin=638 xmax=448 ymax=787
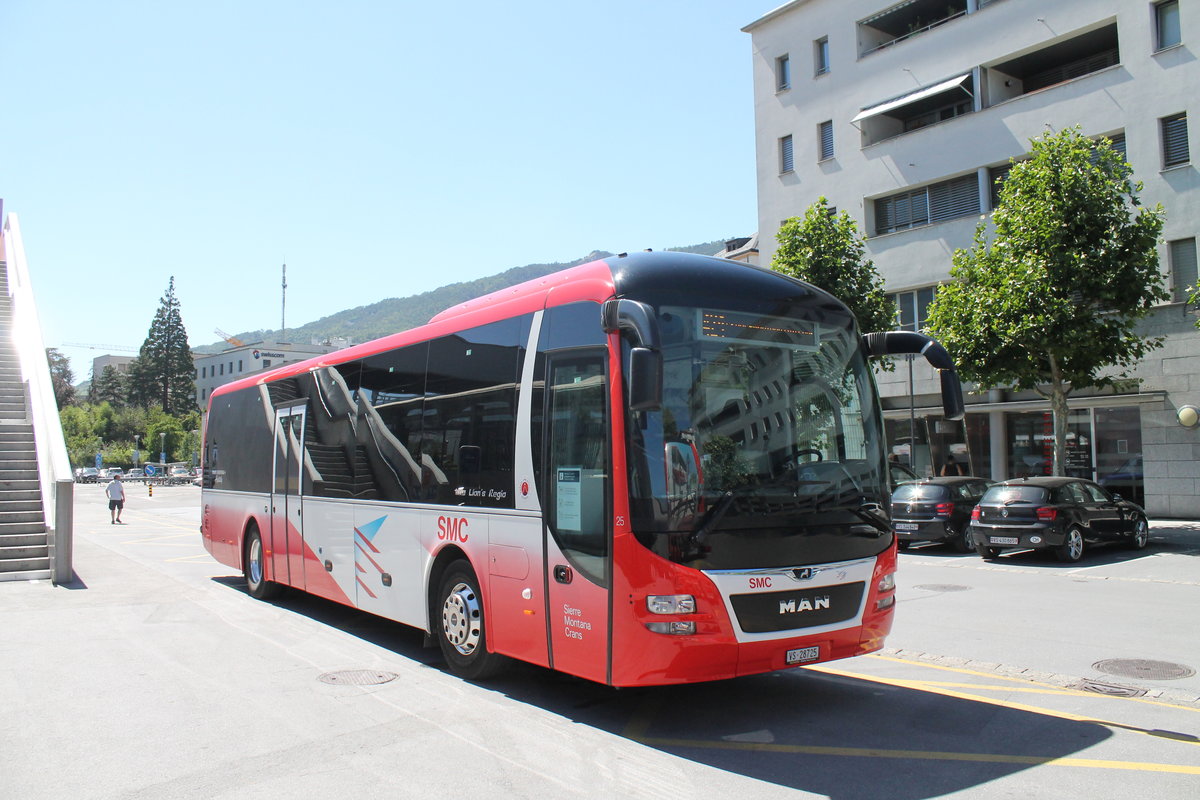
xmin=2 ymin=1 xmax=771 ymax=382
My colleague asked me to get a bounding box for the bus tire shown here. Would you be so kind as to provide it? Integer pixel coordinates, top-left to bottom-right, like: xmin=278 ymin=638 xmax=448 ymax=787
xmin=436 ymin=561 xmax=505 ymax=681
xmin=244 ymin=525 xmax=280 ymax=600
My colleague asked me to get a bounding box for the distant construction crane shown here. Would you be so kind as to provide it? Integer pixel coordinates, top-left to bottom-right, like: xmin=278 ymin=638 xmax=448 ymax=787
xmin=62 ymin=342 xmax=139 ymax=353
xmin=214 ymin=328 xmax=245 ymax=347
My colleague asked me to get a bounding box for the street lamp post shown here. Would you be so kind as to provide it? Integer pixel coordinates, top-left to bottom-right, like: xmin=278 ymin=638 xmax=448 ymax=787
xmin=160 ymin=432 xmax=167 ymax=465
xmin=133 ymin=435 xmax=140 ymax=467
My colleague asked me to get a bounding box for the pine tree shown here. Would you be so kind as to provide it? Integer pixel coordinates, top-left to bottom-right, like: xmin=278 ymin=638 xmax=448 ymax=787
xmin=129 ymin=277 xmax=197 ymax=415
xmin=89 ymin=364 xmax=127 ymax=407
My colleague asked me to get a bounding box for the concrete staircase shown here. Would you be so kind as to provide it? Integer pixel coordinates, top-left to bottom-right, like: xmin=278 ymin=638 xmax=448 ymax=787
xmin=0 ymin=267 xmax=50 ymax=582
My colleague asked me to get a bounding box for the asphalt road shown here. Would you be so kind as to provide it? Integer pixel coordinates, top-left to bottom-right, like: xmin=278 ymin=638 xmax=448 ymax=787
xmin=2 ymin=485 xmax=1197 ymax=799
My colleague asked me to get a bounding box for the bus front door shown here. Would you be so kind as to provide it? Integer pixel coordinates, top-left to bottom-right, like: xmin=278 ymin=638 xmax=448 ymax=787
xmin=543 ymin=354 xmax=611 ymax=684
xmin=270 ymin=406 xmax=306 ymax=590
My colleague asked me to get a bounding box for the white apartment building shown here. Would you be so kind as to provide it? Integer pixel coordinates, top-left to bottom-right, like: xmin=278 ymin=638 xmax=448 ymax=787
xmin=194 ymin=341 xmax=342 ymax=408
xmin=744 ymin=0 xmax=1199 ymax=516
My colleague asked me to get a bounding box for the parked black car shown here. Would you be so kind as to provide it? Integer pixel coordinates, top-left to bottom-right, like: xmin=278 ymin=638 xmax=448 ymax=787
xmin=890 ymin=477 xmax=991 ymax=552
xmin=968 ymin=477 xmax=1149 ymax=563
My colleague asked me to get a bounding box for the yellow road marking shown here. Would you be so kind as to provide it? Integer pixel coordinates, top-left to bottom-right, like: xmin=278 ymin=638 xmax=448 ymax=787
xmin=863 ymin=653 xmax=1200 ymax=714
xmin=629 ymin=736 xmax=1200 ymax=774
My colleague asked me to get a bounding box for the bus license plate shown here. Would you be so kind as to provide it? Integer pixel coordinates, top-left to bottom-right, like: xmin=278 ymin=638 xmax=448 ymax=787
xmin=786 ymin=646 xmax=820 ymax=665
xmin=990 ymin=536 xmax=1019 ymax=545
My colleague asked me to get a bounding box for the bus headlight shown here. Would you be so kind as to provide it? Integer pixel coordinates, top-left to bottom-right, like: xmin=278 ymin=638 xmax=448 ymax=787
xmin=645 ymin=621 xmax=696 ymax=635
xmin=647 ymin=595 xmax=695 ymax=615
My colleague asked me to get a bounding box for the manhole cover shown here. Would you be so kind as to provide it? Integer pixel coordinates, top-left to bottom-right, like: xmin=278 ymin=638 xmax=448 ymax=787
xmin=318 ymin=670 xmax=398 ymax=686
xmin=1092 ymin=659 xmax=1196 ymax=681
xmin=913 ymin=584 xmax=971 ymax=592
xmin=1072 ymin=679 xmax=1147 ymax=698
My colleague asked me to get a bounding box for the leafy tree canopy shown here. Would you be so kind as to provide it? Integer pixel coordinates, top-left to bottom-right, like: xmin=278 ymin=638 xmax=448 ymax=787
xmin=926 ymin=126 xmax=1166 ymax=473
xmin=772 ymin=197 xmax=897 ymax=336
xmin=46 ymin=347 xmax=76 ymax=408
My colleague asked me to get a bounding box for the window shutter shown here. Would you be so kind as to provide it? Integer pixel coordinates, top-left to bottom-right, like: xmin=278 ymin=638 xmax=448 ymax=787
xmin=1163 ymin=114 xmax=1189 ymax=167
xmin=780 ymin=135 xmax=794 ymax=173
xmin=819 ymin=121 xmax=834 ymax=160
xmin=929 ymin=174 xmax=979 ymax=222
xmin=1171 ymin=238 xmax=1198 ymax=303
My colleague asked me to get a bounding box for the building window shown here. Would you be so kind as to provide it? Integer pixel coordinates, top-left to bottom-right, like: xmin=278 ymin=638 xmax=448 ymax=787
xmin=1156 ymin=1 xmax=1181 ymax=50
xmin=818 ymin=121 xmax=834 ymax=161
xmin=262 ymin=359 xmax=272 ymax=368
xmin=776 ymin=54 xmax=790 ymax=91
xmin=219 ymin=364 xmax=224 ymax=376
xmin=1162 ymin=113 xmax=1190 ymax=168
xmin=780 ymin=134 xmax=794 ymax=174
xmin=238 ymin=360 xmax=243 ymax=372
xmin=201 ymin=366 xmax=206 ymax=379
xmin=891 ymin=287 xmax=937 ymax=332
xmin=814 ymin=37 xmax=829 ymax=75
xmin=1169 ymin=238 xmax=1198 ymax=303
xmin=875 ymin=174 xmax=979 ymax=235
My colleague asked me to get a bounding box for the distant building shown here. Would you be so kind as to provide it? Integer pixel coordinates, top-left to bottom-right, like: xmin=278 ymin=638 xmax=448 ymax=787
xmin=714 ymin=235 xmax=760 ymax=265
xmin=92 ymin=354 xmax=134 ymax=379
xmin=194 ymin=341 xmax=342 ymax=407
xmin=743 ymin=0 xmax=1199 ymax=516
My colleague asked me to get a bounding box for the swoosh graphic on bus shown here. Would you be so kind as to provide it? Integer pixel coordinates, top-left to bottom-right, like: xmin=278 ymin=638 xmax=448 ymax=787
xmin=354 ymin=516 xmax=389 ymax=599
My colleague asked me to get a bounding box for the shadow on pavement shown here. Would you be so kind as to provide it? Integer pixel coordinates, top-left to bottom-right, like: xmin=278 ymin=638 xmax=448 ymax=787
xmin=212 ymin=576 xmax=1112 ymax=800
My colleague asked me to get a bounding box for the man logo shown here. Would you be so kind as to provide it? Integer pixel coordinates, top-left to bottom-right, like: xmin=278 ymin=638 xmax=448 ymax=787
xmin=779 ymin=596 xmax=831 ymax=614
xmin=790 ymin=568 xmax=814 ymax=581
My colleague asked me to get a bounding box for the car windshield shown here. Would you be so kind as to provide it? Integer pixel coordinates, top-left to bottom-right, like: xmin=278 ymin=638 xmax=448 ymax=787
xmin=627 ymin=303 xmax=888 ymax=568
xmin=892 ymin=484 xmax=949 ymax=502
xmin=981 ymin=485 xmax=1048 ymax=505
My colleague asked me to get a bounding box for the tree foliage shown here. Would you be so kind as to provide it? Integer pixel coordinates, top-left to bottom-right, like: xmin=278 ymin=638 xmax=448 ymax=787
xmin=129 ymin=277 xmax=196 ymax=415
xmin=772 ymin=197 xmax=897 ymax=336
xmin=46 ymin=347 xmax=76 ymax=408
xmin=88 ymin=364 xmax=127 ymax=407
xmin=60 ymin=402 xmax=201 ymax=468
xmin=926 ymin=127 xmax=1166 ymax=474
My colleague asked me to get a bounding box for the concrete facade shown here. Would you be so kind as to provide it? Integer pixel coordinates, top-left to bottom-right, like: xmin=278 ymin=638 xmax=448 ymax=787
xmin=744 ymin=0 xmax=1199 ymax=515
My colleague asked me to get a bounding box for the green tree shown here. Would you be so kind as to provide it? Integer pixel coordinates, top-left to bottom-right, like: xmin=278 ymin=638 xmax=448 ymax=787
xmin=926 ymin=127 xmax=1166 ymax=475
xmin=46 ymin=348 xmax=76 ymax=408
xmin=128 ymin=277 xmax=196 ymax=415
xmin=772 ymin=197 xmax=897 ymax=336
xmin=88 ymin=364 xmax=127 ymax=407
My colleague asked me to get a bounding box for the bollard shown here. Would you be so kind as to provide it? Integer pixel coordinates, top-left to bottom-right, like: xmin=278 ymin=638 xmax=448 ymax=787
xmin=148 ymin=482 xmax=153 ymax=497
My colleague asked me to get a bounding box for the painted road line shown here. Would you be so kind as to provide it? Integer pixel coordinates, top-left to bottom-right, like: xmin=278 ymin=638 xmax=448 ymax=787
xmin=865 ymin=654 xmax=1200 ymax=714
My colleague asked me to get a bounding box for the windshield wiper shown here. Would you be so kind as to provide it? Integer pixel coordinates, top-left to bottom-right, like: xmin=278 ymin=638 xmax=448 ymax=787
xmin=689 ymin=490 xmax=736 ymax=550
xmin=849 ymin=506 xmax=891 ymax=536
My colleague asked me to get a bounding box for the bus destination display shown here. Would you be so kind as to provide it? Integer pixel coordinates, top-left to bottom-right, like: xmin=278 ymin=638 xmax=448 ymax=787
xmin=700 ymin=310 xmax=818 ymax=347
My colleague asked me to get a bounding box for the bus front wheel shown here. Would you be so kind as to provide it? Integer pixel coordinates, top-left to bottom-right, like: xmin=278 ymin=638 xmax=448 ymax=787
xmin=437 ymin=561 xmax=505 ymax=681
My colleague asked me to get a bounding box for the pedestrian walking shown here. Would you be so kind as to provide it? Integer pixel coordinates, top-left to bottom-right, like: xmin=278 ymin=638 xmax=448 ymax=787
xmin=105 ymin=473 xmax=126 ymax=524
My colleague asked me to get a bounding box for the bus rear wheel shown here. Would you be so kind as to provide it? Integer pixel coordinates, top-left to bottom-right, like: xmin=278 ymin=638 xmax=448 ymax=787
xmin=437 ymin=561 xmax=505 ymax=681
xmin=244 ymin=526 xmax=280 ymax=600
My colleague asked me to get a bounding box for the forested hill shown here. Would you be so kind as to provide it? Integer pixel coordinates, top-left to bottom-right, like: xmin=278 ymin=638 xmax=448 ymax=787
xmin=197 ymin=239 xmax=729 ymax=352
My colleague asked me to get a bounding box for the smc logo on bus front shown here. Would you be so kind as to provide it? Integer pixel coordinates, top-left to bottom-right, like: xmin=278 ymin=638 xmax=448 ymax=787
xmin=437 ymin=516 xmax=469 ymax=542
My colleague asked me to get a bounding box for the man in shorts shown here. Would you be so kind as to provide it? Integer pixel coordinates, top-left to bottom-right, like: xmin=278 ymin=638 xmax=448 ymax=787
xmin=105 ymin=473 xmax=126 ymax=524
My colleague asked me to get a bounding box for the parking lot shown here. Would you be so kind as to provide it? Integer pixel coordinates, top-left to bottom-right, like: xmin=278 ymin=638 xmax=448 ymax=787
xmin=1 ymin=484 xmax=1197 ymax=798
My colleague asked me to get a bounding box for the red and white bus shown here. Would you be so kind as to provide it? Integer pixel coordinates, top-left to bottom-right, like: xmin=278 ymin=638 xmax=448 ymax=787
xmin=200 ymin=251 xmax=962 ymax=686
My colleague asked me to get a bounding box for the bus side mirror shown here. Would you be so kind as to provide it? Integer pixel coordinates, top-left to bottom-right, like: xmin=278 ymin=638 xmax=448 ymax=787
xmin=862 ymin=330 xmax=965 ymax=421
xmin=628 ymin=346 xmax=662 ymax=412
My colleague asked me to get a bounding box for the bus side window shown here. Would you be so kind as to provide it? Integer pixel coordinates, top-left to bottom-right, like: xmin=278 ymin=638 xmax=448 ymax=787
xmin=424 ymin=319 xmax=523 ymax=507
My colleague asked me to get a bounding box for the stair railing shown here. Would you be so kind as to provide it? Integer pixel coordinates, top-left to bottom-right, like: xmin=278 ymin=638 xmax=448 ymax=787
xmin=3 ymin=213 xmax=73 ymax=584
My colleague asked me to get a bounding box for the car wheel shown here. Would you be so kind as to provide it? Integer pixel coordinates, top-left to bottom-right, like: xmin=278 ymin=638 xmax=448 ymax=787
xmin=1056 ymin=526 xmax=1085 ymax=563
xmin=975 ymin=541 xmax=1000 ymax=561
xmin=244 ymin=525 xmax=280 ymax=600
xmin=1129 ymin=517 xmax=1149 ymax=550
xmin=953 ymin=524 xmax=974 ymax=553
xmin=437 ymin=561 xmax=505 ymax=681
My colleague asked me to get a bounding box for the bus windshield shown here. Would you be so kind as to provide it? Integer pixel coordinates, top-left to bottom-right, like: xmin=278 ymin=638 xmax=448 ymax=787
xmin=627 ymin=304 xmax=889 ymax=569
